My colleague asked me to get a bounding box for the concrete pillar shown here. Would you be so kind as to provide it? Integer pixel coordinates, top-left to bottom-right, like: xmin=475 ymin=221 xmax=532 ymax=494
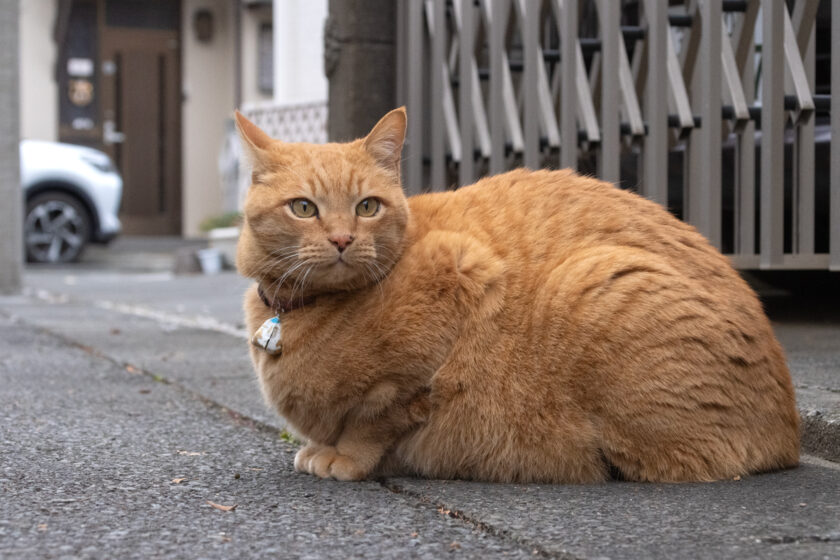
xmin=0 ymin=0 xmax=22 ymax=294
xmin=324 ymin=0 xmax=396 ymax=141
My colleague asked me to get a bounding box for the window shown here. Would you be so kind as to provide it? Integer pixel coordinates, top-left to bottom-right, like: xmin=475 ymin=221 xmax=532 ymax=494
xmin=258 ymin=23 xmax=273 ymax=95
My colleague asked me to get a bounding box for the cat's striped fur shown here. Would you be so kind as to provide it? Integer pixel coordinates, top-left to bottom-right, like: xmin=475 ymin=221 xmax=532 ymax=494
xmin=236 ymin=108 xmax=799 ymax=483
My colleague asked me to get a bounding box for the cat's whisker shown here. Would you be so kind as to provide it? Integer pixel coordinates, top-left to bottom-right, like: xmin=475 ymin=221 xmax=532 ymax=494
xmin=276 ymin=260 xmax=306 ymax=289
xmin=251 ymin=246 xmax=301 ymax=281
xmin=270 ymin=259 xmax=310 ymax=303
xmin=289 ymin=258 xmax=314 ymax=303
xmin=253 ymin=245 xmax=299 ymax=267
xmin=299 ymin=264 xmax=315 ymax=299
xmin=254 ymin=258 xmax=300 ymax=283
xmin=365 ymin=261 xmax=387 ymax=302
xmin=370 ymin=247 xmax=399 ymax=279
xmin=266 ymin=248 xmax=307 ymax=273
xmin=259 ymin=248 xmax=300 ymax=267
xmin=373 ymin=242 xmax=399 ymax=264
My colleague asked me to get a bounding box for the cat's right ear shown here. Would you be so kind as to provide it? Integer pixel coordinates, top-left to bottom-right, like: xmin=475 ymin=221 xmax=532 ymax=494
xmin=234 ymin=110 xmax=274 ymax=180
xmin=363 ymin=107 xmax=407 ymax=176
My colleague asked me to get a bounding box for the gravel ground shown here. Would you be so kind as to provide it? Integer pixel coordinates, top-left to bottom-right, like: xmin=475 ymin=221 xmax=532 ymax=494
xmin=1 ymin=265 xmax=838 ymax=559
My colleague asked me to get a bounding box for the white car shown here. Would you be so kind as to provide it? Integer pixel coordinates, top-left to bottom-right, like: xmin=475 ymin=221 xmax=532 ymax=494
xmin=20 ymin=140 xmax=122 ymax=263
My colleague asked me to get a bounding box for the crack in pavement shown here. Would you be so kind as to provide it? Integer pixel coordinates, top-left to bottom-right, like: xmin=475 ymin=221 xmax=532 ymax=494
xmin=1 ymin=306 xmax=544 ymax=559
xmin=382 ymin=481 xmax=581 ymax=560
xmin=757 ymin=533 xmax=840 ymax=545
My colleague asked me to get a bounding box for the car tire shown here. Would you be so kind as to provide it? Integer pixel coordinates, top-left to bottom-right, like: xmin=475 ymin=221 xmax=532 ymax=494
xmin=24 ymin=191 xmax=91 ymax=263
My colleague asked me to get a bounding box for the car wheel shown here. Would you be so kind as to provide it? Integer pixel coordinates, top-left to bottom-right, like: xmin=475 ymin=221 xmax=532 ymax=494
xmin=24 ymin=192 xmax=91 ymax=263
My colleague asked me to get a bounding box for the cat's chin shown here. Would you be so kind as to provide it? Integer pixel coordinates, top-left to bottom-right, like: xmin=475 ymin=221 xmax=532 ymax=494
xmin=307 ymin=262 xmax=382 ymax=293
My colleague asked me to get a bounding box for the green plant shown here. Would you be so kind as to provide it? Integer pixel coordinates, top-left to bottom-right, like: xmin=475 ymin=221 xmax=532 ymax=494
xmin=279 ymin=430 xmax=301 ymax=445
xmin=199 ymin=211 xmax=243 ymax=232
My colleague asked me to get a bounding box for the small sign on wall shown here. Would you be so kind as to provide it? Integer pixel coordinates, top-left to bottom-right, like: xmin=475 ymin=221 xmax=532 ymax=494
xmin=68 ymin=80 xmax=94 ymax=107
xmin=71 ymin=117 xmax=95 ymax=130
xmin=67 ymin=57 xmax=94 ymax=77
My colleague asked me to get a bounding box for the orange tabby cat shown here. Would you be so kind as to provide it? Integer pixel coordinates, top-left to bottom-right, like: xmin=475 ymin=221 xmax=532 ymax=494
xmin=235 ymin=107 xmax=799 ymax=483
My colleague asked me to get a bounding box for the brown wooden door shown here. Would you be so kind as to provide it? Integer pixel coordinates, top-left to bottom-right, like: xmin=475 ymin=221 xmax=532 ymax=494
xmin=100 ymin=3 xmax=181 ymax=235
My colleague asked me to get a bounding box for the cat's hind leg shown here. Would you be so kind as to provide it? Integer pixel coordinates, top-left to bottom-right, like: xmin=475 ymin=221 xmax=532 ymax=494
xmin=544 ymin=245 xmax=798 ymax=482
xmin=596 ymin=357 xmax=800 ymax=483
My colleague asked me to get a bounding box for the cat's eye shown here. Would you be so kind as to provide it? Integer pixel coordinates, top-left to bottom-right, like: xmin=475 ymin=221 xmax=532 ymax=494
xmin=290 ymin=199 xmax=318 ymax=218
xmin=356 ymin=198 xmax=381 ymax=218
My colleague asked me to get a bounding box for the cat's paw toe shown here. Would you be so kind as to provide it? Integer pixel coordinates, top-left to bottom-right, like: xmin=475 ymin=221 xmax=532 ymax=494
xmin=329 ymin=455 xmax=367 ymax=481
xmin=294 ymin=443 xmax=325 ymax=474
xmin=308 ymin=447 xmax=339 ymax=479
xmin=302 ymin=447 xmax=368 ymax=480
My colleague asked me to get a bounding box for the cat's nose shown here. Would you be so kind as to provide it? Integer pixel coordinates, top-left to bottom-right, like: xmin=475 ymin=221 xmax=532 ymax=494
xmin=329 ymin=234 xmax=355 ymax=252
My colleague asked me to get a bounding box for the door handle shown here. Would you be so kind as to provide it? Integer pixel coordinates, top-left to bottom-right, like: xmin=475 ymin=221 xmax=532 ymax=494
xmin=103 ymin=119 xmax=126 ymax=144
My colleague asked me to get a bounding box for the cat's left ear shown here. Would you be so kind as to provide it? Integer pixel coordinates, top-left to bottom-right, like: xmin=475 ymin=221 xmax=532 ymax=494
xmin=363 ymin=107 xmax=406 ymax=175
xmin=234 ymin=110 xmax=274 ymax=179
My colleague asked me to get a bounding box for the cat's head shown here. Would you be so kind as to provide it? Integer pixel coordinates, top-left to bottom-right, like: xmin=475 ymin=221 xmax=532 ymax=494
xmin=235 ymin=108 xmax=410 ymax=297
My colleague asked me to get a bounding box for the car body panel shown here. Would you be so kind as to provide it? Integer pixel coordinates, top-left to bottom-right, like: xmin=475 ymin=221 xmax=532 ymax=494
xmin=20 ymin=140 xmax=122 ymax=243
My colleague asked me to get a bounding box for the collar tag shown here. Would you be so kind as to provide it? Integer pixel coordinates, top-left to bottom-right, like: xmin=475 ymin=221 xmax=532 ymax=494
xmin=251 ymin=316 xmax=282 ymax=355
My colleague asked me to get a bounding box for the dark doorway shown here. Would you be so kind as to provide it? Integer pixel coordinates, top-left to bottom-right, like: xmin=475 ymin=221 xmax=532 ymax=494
xmin=99 ymin=0 xmax=182 ymax=235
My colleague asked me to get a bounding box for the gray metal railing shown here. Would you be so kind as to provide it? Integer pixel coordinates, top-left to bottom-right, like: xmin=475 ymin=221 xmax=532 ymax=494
xmin=225 ymin=101 xmax=328 ymax=211
xmin=242 ymin=101 xmax=328 ymax=144
xmin=396 ymin=0 xmax=839 ymax=270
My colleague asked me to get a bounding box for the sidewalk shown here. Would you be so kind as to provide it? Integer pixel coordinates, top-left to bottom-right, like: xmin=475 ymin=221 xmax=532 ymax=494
xmin=61 ymin=236 xmax=209 ymax=273
xmin=1 ymin=248 xmax=839 ymax=558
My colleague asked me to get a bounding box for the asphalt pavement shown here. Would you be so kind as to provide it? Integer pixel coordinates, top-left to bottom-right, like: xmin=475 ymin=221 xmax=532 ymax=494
xmin=1 ymin=241 xmax=839 ymax=559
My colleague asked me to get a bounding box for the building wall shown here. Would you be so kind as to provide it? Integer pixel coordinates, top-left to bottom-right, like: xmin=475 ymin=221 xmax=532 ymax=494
xmin=19 ymin=0 xmax=57 ymax=141
xmin=272 ymin=0 xmax=327 ymax=105
xmin=181 ymin=0 xmax=235 ymax=237
xmin=240 ymin=4 xmax=273 ymax=108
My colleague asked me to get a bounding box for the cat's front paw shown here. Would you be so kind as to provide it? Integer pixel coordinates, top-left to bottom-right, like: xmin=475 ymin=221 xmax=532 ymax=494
xmin=294 ymin=443 xmax=327 ymax=474
xmin=304 ymin=446 xmax=368 ymax=481
xmin=328 ymin=454 xmax=368 ymax=481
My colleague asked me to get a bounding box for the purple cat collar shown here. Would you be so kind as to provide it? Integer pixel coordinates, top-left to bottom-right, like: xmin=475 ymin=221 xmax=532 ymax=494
xmin=257 ymin=283 xmax=315 ymax=314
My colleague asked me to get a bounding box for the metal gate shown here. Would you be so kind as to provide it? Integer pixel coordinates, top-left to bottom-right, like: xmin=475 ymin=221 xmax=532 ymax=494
xmin=396 ymin=0 xmax=839 ymax=270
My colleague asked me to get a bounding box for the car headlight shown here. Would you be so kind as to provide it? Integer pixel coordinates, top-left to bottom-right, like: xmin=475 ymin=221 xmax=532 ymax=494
xmin=80 ymin=152 xmax=116 ymax=174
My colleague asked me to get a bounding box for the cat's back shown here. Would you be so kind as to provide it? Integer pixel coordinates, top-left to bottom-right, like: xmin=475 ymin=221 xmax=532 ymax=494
xmin=409 ymin=168 xmax=598 ymax=241
xmin=405 ymin=168 xmax=773 ymax=356
xmin=407 ymin=168 xmax=731 ymax=287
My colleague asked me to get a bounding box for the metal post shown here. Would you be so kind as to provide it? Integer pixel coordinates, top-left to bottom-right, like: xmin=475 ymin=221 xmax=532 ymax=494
xmin=794 ymin=18 xmax=815 ymax=255
xmin=692 ymin=0 xmax=722 ymax=248
xmin=666 ymin=29 xmax=695 ymax=134
xmin=643 ymin=0 xmax=668 ymax=205
xmin=429 ymin=0 xmax=446 ymax=189
xmin=597 ymin=0 xmax=620 ymax=183
xmin=736 ymin=42 xmax=756 ymax=256
xmin=0 ymin=0 xmax=22 ymax=294
xmin=832 ymin=0 xmax=840 ymax=270
xmin=489 ymin=0 xmax=510 ymax=174
xmin=560 ymin=0 xmax=578 ymax=170
xmin=733 ymin=0 xmax=759 ymax=256
xmin=761 ymin=0 xmax=784 ymax=268
xmin=405 ymin=0 xmax=424 ymax=193
xmin=523 ymin=0 xmax=541 ymax=169
xmin=459 ymin=0 xmax=475 ymax=185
